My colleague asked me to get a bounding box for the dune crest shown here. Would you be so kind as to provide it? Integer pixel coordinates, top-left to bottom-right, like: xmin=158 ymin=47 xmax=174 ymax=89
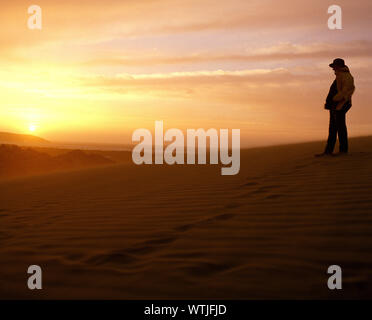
xmin=0 ymin=144 xmax=114 ymax=179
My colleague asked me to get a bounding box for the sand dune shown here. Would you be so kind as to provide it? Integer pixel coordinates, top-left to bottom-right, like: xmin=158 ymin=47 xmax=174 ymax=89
xmin=0 ymin=144 xmax=120 ymax=179
xmin=1 ymin=137 xmax=372 ymax=299
xmin=0 ymin=132 xmax=50 ymax=146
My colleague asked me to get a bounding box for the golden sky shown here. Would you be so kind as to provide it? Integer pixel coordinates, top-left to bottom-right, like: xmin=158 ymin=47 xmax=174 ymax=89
xmin=1 ymin=0 xmax=372 ymax=147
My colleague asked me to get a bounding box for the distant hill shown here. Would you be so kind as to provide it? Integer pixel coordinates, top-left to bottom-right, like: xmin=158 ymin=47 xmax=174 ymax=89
xmin=0 ymin=144 xmax=114 ymax=179
xmin=0 ymin=132 xmax=49 ymax=146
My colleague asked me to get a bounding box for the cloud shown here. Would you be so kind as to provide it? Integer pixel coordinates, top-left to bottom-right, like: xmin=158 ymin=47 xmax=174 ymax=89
xmin=77 ymin=68 xmax=300 ymax=89
xmin=1 ymin=0 xmax=372 ymax=54
xmin=75 ymin=41 xmax=372 ymax=68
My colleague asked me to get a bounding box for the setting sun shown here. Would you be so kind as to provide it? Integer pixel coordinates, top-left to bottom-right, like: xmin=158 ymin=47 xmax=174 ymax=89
xmin=29 ymin=124 xmax=37 ymax=132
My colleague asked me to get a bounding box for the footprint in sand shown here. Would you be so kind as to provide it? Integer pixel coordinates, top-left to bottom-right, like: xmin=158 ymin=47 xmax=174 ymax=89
xmin=87 ymin=251 xmax=138 ymax=266
xmin=174 ymin=223 xmax=194 ymax=232
xmin=87 ymin=235 xmax=178 ymax=267
xmin=265 ymin=194 xmax=283 ymax=200
xmin=183 ymin=261 xmax=235 ymax=277
xmin=174 ymin=213 xmax=236 ymax=233
xmin=237 ymin=183 xmax=283 ymax=200
xmin=205 ymin=213 xmax=236 ymax=222
xmin=225 ymin=203 xmax=241 ymax=209
xmin=125 ymin=235 xmax=178 ymax=255
xmin=241 ymin=181 xmax=259 ymax=188
xmin=251 ymin=185 xmax=280 ymax=194
xmin=91 ymin=212 xmax=237 ymax=267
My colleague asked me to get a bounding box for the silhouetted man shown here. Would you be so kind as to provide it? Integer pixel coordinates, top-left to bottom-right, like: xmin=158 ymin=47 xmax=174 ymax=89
xmin=316 ymin=58 xmax=355 ymax=157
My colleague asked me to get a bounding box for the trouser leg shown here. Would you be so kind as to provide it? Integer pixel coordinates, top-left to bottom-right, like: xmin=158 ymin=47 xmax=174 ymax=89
xmin=337 ymin=110 xmax=348 ymax=153
xmin=325 ymin=110 xmax=337 ymax=154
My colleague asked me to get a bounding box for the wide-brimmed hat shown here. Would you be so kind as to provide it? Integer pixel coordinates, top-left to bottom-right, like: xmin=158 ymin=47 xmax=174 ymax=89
xmin=329 ymin=58 xmax=346 ymax=68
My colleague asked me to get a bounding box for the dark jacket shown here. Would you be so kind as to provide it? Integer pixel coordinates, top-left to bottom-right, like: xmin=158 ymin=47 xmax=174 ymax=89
xmin=325 ymin=80 xmax=338 ymax=110
xmin=325 ymin=79 xmax=353 ymax=112
xmin=325 ymin=66 xmax=355 ymax=112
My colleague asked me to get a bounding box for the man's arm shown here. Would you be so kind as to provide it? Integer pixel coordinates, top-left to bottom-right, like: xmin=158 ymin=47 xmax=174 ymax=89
xmin=334 ymin=73 xmax=355 ymax=102
xmin=333 ymin=73 xmax=355 ymax=110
